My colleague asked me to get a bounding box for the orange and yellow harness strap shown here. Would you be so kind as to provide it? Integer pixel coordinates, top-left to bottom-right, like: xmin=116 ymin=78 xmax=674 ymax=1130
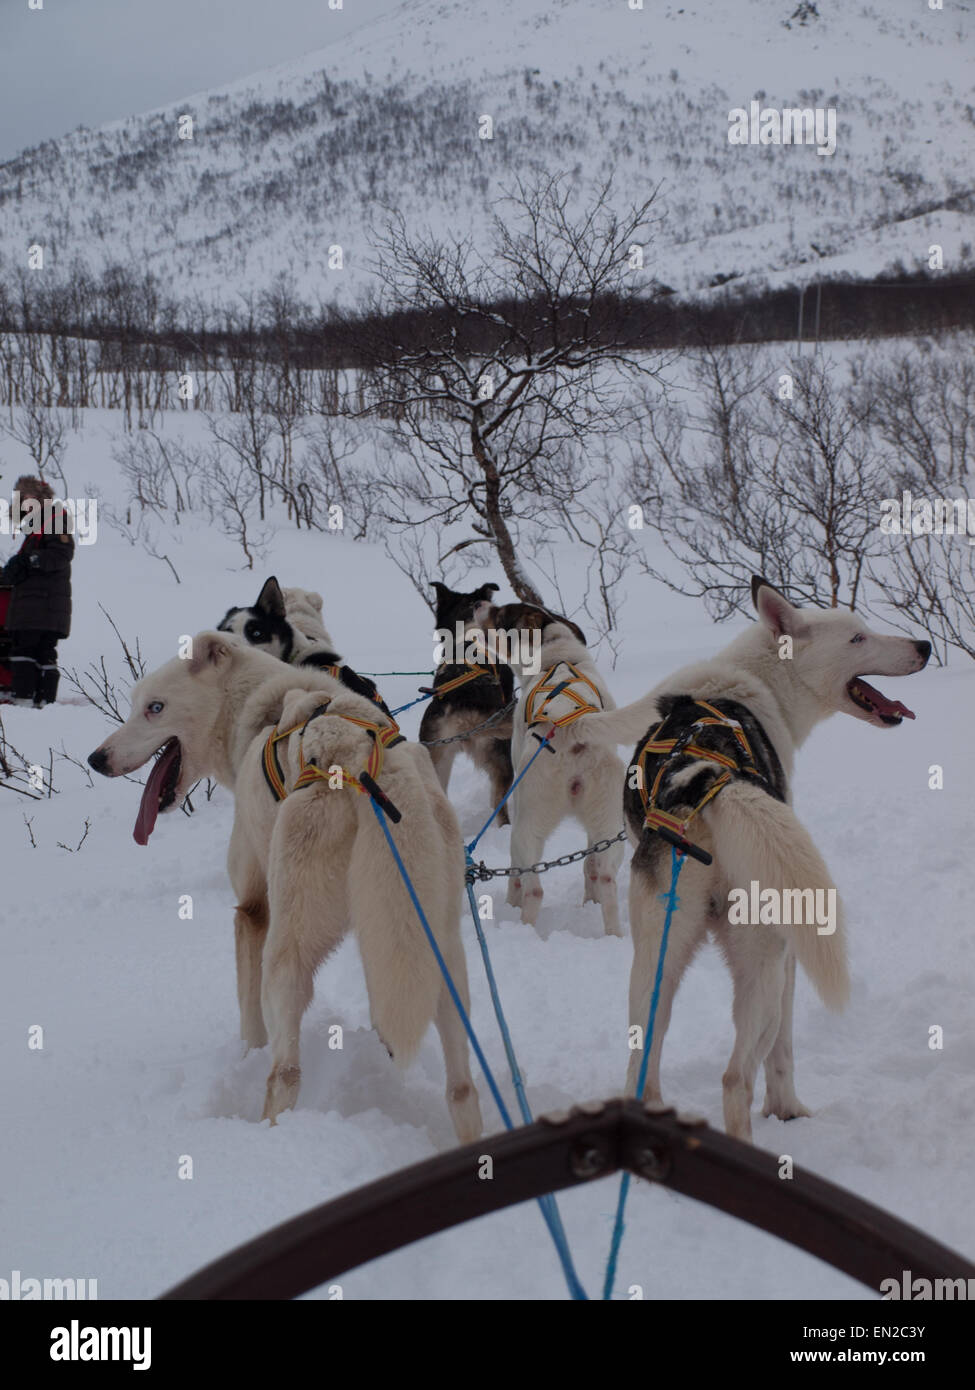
xmin=431 ymin=661 xmax=503 ymax=699
xmin=262 ymin=711 xmax=402 ymax=803
xmin=523 ymin=661 xmax=604 ymax=732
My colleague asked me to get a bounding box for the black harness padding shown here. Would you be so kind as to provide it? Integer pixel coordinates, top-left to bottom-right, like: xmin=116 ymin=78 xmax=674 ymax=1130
xmin=299 ymin=653 xmax=392 ymax=718
xmin=299 ymin=649 xmax=344 ymax=668
xmin=625 ymin=694 xmax=787 ymax=875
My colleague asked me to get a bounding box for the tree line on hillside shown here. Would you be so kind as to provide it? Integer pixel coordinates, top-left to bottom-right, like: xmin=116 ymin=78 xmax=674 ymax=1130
xmin=0 ymin=175 xmax=971 ymax=662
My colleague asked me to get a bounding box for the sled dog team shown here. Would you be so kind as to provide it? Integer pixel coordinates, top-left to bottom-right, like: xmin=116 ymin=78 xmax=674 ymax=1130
xmin=88 ymin=575 xmax=930 ymax=1144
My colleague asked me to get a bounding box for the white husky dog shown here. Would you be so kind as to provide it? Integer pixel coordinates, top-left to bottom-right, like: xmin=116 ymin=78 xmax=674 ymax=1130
xmin=87 ymin=633 xmax=482 ymax=1142
xmin=574 ymin=577 xmax=930 ymax=1140
xmin=487 ymin=602 xmax=626 ymax=937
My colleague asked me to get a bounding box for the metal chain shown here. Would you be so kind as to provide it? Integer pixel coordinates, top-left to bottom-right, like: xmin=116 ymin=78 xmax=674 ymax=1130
xmin=465 ymin=828 xmax=629 ymax=884
xmin=421 ymin=696 xmax=519 ymax=747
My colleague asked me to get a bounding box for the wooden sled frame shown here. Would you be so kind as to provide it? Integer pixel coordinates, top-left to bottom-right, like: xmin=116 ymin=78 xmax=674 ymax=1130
xmin=162 ymin=1098 xmax=975 ymax=1300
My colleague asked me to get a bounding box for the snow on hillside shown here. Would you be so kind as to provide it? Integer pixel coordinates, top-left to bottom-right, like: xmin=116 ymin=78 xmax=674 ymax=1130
xmin=0 ymin=0 xmax=972 ymax=304
xmin=1 ymin=393 xmax=973 ymax=1300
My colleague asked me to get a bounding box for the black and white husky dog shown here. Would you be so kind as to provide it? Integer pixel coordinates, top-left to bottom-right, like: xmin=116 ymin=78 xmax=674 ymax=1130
xmin=218 ymin=577 xmax=391 ymax=714
xmin=418 ymin=581 xmax=515 ymax=821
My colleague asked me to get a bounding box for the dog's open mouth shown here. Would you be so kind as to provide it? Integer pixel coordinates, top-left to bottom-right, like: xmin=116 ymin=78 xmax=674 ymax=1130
xmin=134 ymin=738 xmax=182 ymax=846
xmin=846 ymin=677 xmax=916 ymax=726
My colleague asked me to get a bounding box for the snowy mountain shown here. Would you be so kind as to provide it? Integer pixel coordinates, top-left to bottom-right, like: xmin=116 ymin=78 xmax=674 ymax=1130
xmin=0 ymin=0 xmax=972 ymax=305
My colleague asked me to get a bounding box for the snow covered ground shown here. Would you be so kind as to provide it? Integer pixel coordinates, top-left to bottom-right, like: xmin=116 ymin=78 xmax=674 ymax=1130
xmin=1 ymin=398 xmax=972 ymax=1301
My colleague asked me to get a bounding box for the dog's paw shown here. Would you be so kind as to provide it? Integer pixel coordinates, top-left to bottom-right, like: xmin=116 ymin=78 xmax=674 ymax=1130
xmin=520 ymin=888 xmax=543 ymax=925
xmin=262 ymin=1063 xmax=301 ymax=1124
xmin=449 ymin=1083 xmax=483 ymax=1145
xmin=762 ymin=1095 xmax=812 ymax=1121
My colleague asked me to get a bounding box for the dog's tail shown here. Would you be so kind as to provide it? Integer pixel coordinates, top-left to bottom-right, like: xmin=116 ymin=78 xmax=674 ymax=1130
xmin=703 ymin=781 xmax=850 ymax=1011
xmin=280 ymin=708 xmax=447 ymax=1063
xmin=571 ymin=691 xmax=663 ymax=748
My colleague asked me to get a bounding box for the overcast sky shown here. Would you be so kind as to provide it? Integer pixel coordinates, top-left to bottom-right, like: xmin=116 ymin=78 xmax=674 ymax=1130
xmin=0 ymin=0 xmax=399 ymax=162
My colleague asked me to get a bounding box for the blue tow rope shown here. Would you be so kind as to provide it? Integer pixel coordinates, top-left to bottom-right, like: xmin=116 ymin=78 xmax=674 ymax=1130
xmin=466 ymin=729 xmax=554 ymax=853
xmin=390 ymin=692 xmax=435 ymax=717
xmin=456 ymin=724 xmax=589 ymax=1297
xmin=462 ymin=866 xmax=586 ymax=1297
xmin=602 ymin=845 xmax=685 ymax=1300
xmin=369 ymin=797 xmax=588 ymax=1300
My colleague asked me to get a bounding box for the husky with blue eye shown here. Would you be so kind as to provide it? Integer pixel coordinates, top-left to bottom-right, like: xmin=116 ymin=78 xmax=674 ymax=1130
xmin=86 ymin=635 xmax=483 ymax=1142
xmin=218 ymin=576 xmax=391 ymax=714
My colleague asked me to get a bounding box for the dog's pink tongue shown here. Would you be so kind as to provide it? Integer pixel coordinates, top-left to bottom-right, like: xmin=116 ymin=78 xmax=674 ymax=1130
xmin=859 ymin=678 xmax=916 ymax=720
xmin=134 ymin=743 xmax=179 ymax=846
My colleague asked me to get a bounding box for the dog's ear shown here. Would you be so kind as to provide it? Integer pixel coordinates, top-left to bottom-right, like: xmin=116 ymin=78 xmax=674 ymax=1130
xmin=752 ymin=577 xmax=807 ymax=640
xmin=546 ymin=611 xmax=586 ymax=645
xmin=751 ymin=574 xmax=774 ymax=609
xmin=529 ymin=604 xmax=586 ymax=645
xmin=187 ymin=631 xmax=236 ymax=675
xmin=474 ymin=582 xmax=500 ymax=601
xmin=492 ymin=602 xmax=531 ymax=630
xmin=304 ymin=591 xmax=324 ymax=613
xmin=256 ymin=576 xmax=286 ymax=618
xmin=432 ymin=581 xmax=452 ymax=601
xmin=563 ymin=616 xmax=587 ymax=646
xmin=520 ymin=606 xmax=548 ymax=632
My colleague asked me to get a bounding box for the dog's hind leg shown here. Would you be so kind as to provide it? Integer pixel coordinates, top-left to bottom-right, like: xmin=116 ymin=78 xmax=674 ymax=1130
xmin=261 ymin=916 xmax=347 ymax=1124
xmin=721 ymin=930 xmax=788 ymax=1142
xmin=508 ymin=818 xmax=549 ymax=924
xmin=624 ymin=863 xmax=707 ymax=1100
xmin=433 ymin=929 xmax=483 ymax=1143
xmin=235 ymin=898 xmax=269 ymax=1050
xmin=579 ymin=785 xmax=625 ymax=937
xmin=261 ymin=812 xmax=348 ymax=1125
xmin=761 ymin=951 xmax=811 ymax=1122
xmin=473 ymin=736 xmax=513 ymax=827
xmin=228 ymin=821 xmax=268 ymax=1049
xmin=582 ymin=838 xmax=624 ymax=937
xmin=260 ymin=921 xmax=317 ymax=1124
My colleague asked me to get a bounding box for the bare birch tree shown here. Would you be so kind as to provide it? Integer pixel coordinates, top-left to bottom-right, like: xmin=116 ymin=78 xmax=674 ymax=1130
xmin=348 ymin=172 xmax=669 ymax=623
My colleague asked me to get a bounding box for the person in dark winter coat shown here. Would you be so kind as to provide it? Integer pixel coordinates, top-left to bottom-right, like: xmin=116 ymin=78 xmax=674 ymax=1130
xmin=0 ymin=475 xmax=73 ymax=707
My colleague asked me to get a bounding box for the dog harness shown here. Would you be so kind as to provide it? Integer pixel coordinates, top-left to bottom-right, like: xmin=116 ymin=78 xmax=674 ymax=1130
xmin=523 ymin=661 xmax=604 ymax=732
xmin=635 ymin=698 xmax=774 ymax=865
xmin=424 ymin=659 xmax=504 ymax=699
xmin=296 ymin=654 xmax=391 ymax=715
xmin=262 ymin=705 xmax=405 ymax=820
xmin=319 ymin=663 xmax=388 ymax=710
